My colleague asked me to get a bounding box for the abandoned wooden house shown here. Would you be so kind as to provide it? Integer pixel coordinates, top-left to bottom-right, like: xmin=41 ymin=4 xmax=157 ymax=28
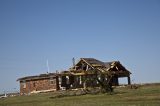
xmin=17 ymin=58 xmax=131 ymax=95
xmin=59 ymin=58 xmax=131 ymax=90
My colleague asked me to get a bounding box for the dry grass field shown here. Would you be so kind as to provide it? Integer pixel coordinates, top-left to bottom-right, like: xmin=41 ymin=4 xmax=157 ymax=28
xmin=0 ymin=83 xmax=160 ymax=106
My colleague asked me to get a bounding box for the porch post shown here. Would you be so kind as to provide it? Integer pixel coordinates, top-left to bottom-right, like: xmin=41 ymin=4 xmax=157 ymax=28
xmin=83 ymin=75 xmax=87 ymax=89
xmin=127 ymin=76 xmax=131 ymax=85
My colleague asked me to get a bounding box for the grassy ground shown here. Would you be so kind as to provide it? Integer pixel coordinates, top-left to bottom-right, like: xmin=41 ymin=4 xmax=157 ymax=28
xmin=0 ymin=84 xmax=160 ymax=106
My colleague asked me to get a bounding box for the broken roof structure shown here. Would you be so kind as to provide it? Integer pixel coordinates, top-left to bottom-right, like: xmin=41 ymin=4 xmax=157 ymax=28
xmin=69 ymin=58 xmax=131 ymax=77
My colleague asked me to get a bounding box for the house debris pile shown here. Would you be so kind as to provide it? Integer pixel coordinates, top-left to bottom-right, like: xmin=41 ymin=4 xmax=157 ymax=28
xmin=50 ymin=88 xmax=101 ymax=99
xmin=17 ymin=58 xmax=131 ymax=95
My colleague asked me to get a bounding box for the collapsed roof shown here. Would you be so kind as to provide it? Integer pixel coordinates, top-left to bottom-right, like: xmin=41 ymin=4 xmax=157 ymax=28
xmin=70 ymin=58 xmax=131 ymax=77
xmin=17 ymin=58 xmax=131 ymax=81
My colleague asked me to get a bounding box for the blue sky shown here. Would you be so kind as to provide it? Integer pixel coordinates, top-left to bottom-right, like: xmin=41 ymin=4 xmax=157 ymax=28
xmin=0 ymin=0 xmax=160 ymax=93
